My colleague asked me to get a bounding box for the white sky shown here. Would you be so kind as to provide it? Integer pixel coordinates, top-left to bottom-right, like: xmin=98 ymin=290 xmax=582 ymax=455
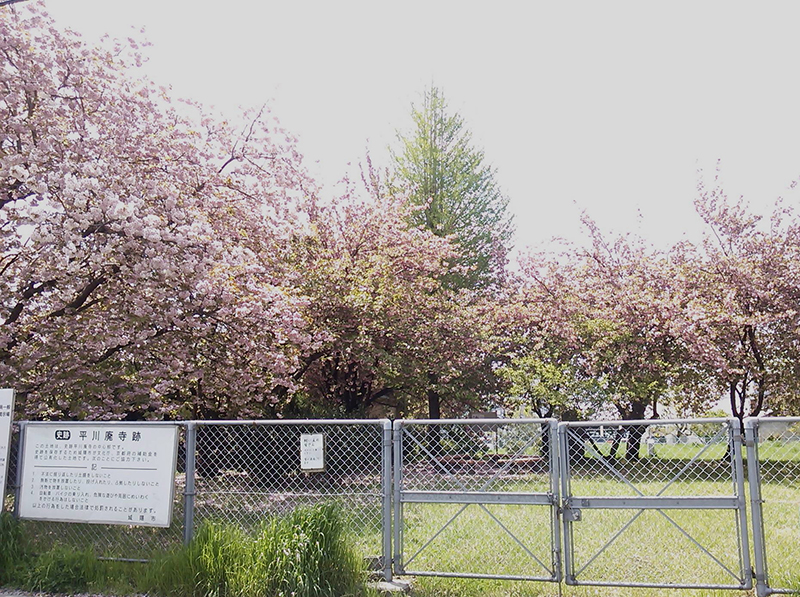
xmin=43 ymin=0 xmax=800 ymax=254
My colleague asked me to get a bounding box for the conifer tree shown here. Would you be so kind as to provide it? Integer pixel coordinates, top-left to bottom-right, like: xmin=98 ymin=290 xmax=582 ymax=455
xmin=392 ymin=86 xmax=513 ymax=290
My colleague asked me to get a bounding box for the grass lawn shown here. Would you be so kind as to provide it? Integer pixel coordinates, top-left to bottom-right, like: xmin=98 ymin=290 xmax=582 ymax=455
xmin=399 ymin=435 xmax=800 ymax=596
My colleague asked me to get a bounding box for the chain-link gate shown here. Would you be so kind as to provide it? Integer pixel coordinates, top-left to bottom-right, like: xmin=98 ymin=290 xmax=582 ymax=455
xmin=745 ymin=417 xmax=800 ymax=597
xmin=393 ymin=419 xmax=560 ymax=581
xmin=558 ymin=418 xmax=751 ymax=590
xmin=191 ymin=420 xmax=393 ymax=580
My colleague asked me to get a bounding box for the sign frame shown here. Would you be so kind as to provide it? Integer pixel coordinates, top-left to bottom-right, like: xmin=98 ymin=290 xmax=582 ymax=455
xmin=300 ymin=432 xmax=326 ymax=473
xmin=0 ymin=389 xmax=14 ymax=512
xmin=18 ymin=423 xmax=178 ymax=527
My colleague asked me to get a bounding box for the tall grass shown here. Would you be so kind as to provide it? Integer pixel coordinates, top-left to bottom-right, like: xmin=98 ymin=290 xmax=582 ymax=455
xmin=146 ymin=502 xmax=368 ymax=597
xmin=0 ymin=512 xmax=138 ymax=593
xmin=0 ymin=512 xmax=26 ymax=585
xmin=22 ymin=546 xmax=101 ymax=593
xmin=0 ymin=503 xmax=368 ymax=597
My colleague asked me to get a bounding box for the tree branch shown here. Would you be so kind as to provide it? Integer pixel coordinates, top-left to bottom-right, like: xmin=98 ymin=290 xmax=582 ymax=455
xmin=48 ymin=276 xmax=106 ymax=318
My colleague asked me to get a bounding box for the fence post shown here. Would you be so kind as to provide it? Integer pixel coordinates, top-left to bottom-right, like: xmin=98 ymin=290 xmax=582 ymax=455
xmin=729 ymin=417 xmax=752 ymax=589
xmin=392 ymin=420 xmax=403 ymax=575
xmin=548 ymin=419 xmax=562 ymax=582
xmin=381 ymin=419 xmax=393 ymax=582
xmin=183 ymin=422 xmax=197 ymax=546
xmin=12 ymin=420 xmax=26 ymax=519
xmin=745 ymin=418 xmax=770 ymax=597
xmin=557 ymin=422 xmax=576 ymax=584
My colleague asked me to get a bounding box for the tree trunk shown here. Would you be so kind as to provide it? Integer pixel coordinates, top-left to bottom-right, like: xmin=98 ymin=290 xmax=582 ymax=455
xmin=609 ymin=428 xmax=623 ymax=459
xmin=427 ymin=386 xmax=441 ymax=419
xmin=427 ymin=373 xmax=441 ymax=456
xmin=625 ymin=425 xmax=646 ymax=460
xmin=623 ymin=400 xmax=648 ymax=460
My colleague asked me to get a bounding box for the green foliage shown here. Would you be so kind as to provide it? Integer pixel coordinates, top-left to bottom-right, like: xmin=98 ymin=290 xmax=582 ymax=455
xmin=23 ymin=546 xmax=100 ymax=593
xmin=252 ymin=503 xmax=365 ymax=597
xmin=146 ymin=503 xmax=366 ymax=597
xmin=0 ymin=512 xmax=27 ymax=584
xmin=391 ymin=86 xmax=513 ymax=290
xmin=498 ymin=354 xmax=603 ymax=419
xmin=439 ymin=425 xmax=486 ymax=457
xmin=0 ymin=504 xmax=366 ymax=597
xmin=146 ymin=522 xmax=248 ymax=597
xmin=691 ymin=409 xmax=730 ymax=439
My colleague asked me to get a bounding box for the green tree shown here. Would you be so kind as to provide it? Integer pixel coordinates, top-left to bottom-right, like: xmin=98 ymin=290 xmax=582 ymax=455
xmin=390 ymin=86 xmax=513 ymax=421
xmin=391 ymin=86 xmax=514 ymax=291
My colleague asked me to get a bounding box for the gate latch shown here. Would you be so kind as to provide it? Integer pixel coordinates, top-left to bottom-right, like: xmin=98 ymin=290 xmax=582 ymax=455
xmin=563 ymin=507 xmax=582 ymax=522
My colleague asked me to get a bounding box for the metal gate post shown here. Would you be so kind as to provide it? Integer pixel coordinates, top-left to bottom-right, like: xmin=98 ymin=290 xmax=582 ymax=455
xmin=745 ymin=418 xmax=770 ymax=597
xmin=381 ymin=419 xmax=393 ymax=581
xmin=183 ymin=422 xmax=196 ymax=545
xmin=548 ymin=419 xmax=562 ymax=582
xmin=730 ymin=417 xmax=753 ymax=590
xmin=392 ymin=420 xmax=403 ymax=575
xmin=557 ymin=422 xmax=575 ymax=584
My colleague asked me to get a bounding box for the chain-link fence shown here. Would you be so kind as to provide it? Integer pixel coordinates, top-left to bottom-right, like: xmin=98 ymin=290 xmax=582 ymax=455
xmin=4 ymin=415 xmax=800 ymax=593
xmin=558 ymin=419 xmax=751 ymax=590
xmin=2 ymin=422 xmax=19 ymax=514
xmin=4 ymin=419 xmax=391 ymax=576
xmin=192 ymin=420 xmax=391 ymax=579
xmin=746 ymin=417 xmax=800 ymax=597
xmin=393 ymin=419 xmax=559 ymax=581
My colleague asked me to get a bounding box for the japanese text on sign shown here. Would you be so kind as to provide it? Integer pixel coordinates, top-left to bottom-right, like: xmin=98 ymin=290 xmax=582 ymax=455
xmin=19 ymin=424 xmax=178 ymax=527
xmin=300 ymin=433 xmax=325 ymax=472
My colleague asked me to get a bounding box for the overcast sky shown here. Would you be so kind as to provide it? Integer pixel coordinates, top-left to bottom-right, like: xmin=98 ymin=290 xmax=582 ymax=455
xmin=43 ymin=0 xmax=800 ymax=253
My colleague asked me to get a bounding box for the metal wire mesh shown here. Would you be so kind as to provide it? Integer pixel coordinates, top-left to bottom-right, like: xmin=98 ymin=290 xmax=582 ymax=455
xmin=395 ymin=420 xmax=557 ymax=581
xmin=193 ymin=421 xmax=388 ymax=564
xmin=2 ymin=423 xmax=19 ymax=514
xmin=748 ymin=417 xmax=800 ymax=594
xmin=559 ymin=420 xmax=749 ymax=589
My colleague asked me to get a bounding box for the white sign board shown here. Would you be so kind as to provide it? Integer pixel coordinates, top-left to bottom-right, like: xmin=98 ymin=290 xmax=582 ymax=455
xmin=300 ymin=433 xmax=325 ymax=472
xmin=0 ymin=389 xmax=14 ymax=511
xmin=19 ymin=423 xmax=178 ymax=527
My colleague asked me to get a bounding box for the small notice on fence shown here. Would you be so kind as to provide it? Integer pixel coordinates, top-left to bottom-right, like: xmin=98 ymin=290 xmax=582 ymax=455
xmin=300 ymin=433 xmax=325 ymax=472
xmin=0 ymin=389 xmax=14 ymax=511
xmin=18 ymin=423 xmax=178 ymax=527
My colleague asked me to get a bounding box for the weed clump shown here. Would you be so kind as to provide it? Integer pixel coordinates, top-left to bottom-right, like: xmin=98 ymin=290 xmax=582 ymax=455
xmin=1 ymin=503 xmax=367 ymax=597
xmin=0 ymin=512 xmax=26 ymax=585
xmin=147 ymin=502 xmax=367 ymax=597
xmin=23 ymin=546 xmax=99 ymax=593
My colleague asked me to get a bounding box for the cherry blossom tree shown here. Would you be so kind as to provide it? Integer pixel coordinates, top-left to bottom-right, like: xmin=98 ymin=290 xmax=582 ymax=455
xmin=0 ymin=4 xmax=312 ymax=419
xmin=511 ymin=176 xmax=800 ymax=441
xmin=665 ymin=175 xmax=800 ymax=422
xmin=289 ymin=179 xmax=501 ymax=417
xmin=511 ymin=221 xmax=695 ymax=458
